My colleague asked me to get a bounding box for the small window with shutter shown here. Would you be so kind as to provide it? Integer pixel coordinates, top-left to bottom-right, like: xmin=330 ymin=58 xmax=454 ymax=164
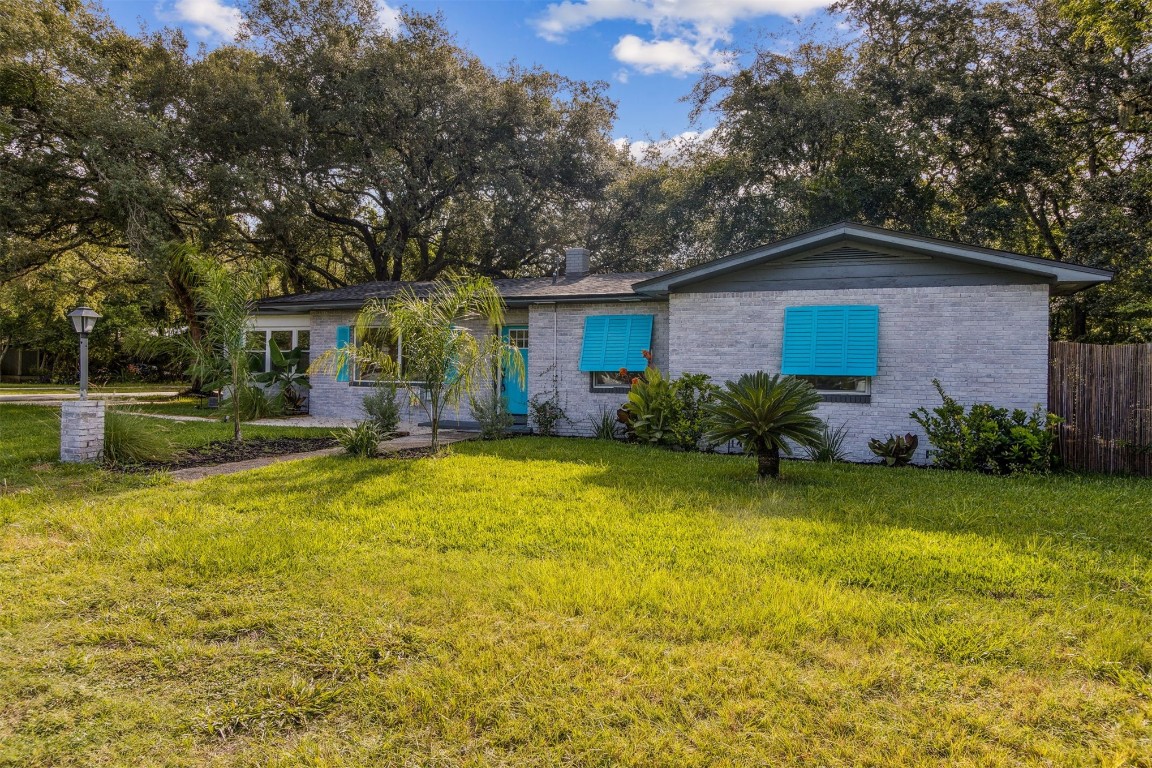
xmin=781 ymin=305 xmax=878 ymax=402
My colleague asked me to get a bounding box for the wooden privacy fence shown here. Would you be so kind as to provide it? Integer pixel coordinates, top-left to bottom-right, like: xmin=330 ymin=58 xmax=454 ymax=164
xmin=1049 ymin=341 xmax=1152 ymax=475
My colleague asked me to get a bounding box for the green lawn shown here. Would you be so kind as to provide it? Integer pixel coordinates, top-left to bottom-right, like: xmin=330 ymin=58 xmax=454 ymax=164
xmin=1 ymin=406 xmax=1150 ymax=766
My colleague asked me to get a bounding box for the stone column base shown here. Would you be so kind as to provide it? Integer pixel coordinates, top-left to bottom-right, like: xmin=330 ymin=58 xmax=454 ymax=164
xmin=61 ymin=400 xmax=105 ymax=463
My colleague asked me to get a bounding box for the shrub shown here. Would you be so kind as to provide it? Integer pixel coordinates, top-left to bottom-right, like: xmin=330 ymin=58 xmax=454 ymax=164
xmin=703 ymin=373 xmax=824 ymax=479
xmin=617 ymin=368 xmax=718 ymax=451
xmin=589 ymin=406 xmax=620 ymax=440
xmin=529 ymin=391 xmax=566 ymax=437
xmin=910 ymin=379 xmax=1060 ymax=474
xmin=253 ymin=339 xmax=311 ymax=414
xmin=806 ymin=422 xmax=850 ymax=463
xmin=618 ymin=367 xmax=677 ymax=444
xmin=337 ymin=421 xmax=381 ymax=458
xmin=103 ymin=410 xmax=172 ymax=465
xmin=361 ymin=382 xmax=401 ymax=437
xmin=469 ymin=390 xmax=514 ymax=440
xmin=234 ymin=385 xmax=277 ymax=421
xmin=868 ymin=433 xmax=919 ymax=467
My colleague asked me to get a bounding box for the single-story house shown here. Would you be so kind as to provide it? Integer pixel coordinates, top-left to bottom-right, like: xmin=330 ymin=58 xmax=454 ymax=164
xmin=253 ymin=222 xmax=1112 ymax=462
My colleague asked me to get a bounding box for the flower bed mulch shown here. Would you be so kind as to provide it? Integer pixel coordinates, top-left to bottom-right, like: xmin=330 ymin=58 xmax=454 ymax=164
xmin=121 ymin=436 xmax=340 ymax=472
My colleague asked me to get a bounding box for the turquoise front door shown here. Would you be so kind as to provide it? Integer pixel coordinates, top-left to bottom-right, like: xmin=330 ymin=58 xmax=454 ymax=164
xmin=501 ymin=326 xmax=528 ymax=416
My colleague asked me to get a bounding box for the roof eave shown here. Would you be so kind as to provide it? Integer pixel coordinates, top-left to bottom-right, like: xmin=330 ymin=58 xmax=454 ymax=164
xmin=255 ymin=292 xmax=662 ymax=314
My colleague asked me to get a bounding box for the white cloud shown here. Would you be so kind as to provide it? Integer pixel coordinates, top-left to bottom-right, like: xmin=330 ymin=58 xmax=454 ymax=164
xmin=612 ymin=34 xmax=722 ymax=76
xmin=614 ymin=127 xmax=716 ymax=162
xmin=536 ymin=0 xmax=832 ymax=76
xmin=166 ymin=0 xmax=242 ymax=39
xmin=375 ymin=1 xmax=403 ymax=34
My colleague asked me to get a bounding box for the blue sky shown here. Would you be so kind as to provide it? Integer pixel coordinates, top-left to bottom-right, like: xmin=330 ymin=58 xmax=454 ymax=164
xmin=100 ymin=0 xmax=836 ymax=146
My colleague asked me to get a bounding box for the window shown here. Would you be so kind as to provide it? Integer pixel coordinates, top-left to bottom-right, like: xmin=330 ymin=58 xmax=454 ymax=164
xmin=246 ymin=331 xmax=267 ymax=373
xmin=781 ymin=305 xmax=878 ymax=403
xmin=579 ymin=314 xmax=654 ymax=392
xmin=350 ymin=325 xmax=402 ymax=384
xmin=797 ymin=375 xmax=871 ymax=396
xmin=590 ymin=369 xmax=640 ymax=392
xmin=246 ymin=329 xmax=311 ymax=373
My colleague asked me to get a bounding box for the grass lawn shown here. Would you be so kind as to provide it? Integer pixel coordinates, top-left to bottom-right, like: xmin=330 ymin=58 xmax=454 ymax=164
xmin=1 ymin=406 xmax=1150 ymax=765
xmin=117 ymin=397 xmax=223 ymax=419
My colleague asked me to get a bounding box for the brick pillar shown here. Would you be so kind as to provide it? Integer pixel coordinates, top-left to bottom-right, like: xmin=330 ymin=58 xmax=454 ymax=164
xmin=60 ymin=400 xmax=105 ymax=463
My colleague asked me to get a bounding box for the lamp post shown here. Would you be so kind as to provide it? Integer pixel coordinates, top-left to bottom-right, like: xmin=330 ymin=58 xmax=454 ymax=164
xmin=67 ymin=306 xmax=100 ymax=399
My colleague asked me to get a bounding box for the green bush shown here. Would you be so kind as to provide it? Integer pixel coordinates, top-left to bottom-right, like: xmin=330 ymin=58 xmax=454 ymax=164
xmin=233 ymin=385 xmax=278 ymax=421
xmin=910 ymin=379 xmax=1060 ymax=474
xmin=361 ymin=382 xmax=401 ymax=437
xmin=806 ymin=422 xmax=850 ymax=463
xmin=868 ymin=433 xmax=919 ymax=467
xmin=103 ymin=410 xmax=173 ymax=465
xmin=617 ymin=368 xmax=718 ymax=451
xmin=589 ymin=406 xmax=620 ymax=440
xmin=703 ymin=372 xmax=824 ymax=479
xmin=469 ymin=390 xmax=514 ymax=440
xmin=528 ymin=391 xmax=566 ymax=437
xmin=337 ymin=421 xmax=381 ymax=458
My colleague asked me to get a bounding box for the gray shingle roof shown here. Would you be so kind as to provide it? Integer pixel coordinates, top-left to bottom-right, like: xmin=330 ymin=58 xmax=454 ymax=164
xmin=256 ymin=272 xmax=667 ymax=312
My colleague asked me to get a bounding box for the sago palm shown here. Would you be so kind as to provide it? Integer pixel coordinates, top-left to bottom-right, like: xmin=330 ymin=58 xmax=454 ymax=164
xmin=704 ymin=372 xmax=825 ymax=479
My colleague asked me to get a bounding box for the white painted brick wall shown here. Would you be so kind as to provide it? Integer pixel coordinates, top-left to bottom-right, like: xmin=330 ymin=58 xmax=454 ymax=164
xmin=668 ymin=284 xmax=1051 ymax=462
xmin=307 ymin=307 xmax=527 ymax=427
xmin=303 ymin=284 xmax=1050 ymax=459
xmin=60 ymin=400 xmax=105 ymax=463
xmin=526 ymin=302 xmax=669 ymax=436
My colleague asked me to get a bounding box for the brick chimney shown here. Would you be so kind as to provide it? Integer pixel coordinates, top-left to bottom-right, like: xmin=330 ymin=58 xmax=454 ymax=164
xmin=565 ymin=247 xmax=590 ymax=277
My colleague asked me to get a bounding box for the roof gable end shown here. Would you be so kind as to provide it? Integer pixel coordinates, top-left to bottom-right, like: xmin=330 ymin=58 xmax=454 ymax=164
xmin=633 ymin=223 xmax=1111 ymax=296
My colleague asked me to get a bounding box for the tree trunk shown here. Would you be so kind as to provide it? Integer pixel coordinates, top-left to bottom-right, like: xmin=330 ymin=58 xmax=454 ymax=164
xmin=757 ymin=446 xmax=781 ymax=479
xmin=232 ymin=359 xmax=243 ymax=443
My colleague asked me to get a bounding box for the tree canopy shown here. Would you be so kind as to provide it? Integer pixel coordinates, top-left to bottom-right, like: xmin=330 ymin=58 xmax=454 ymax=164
xmin=1 ymin=0 xmax=1149 ymax=380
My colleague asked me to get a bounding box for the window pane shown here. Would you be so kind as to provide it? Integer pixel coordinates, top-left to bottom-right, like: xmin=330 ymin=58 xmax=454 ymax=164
xmin=353 ymin=326 xmax=396 ymax=382
xmin=246 ymin=331 xmax=267 ymax=373
xmin=591 ymin=370 xmax=637 ymax=389
xmin=296 ymin=330 xmax=310 ymax=350
xmin=270 ymin=330 xmax=293 ymax=351
xmin=507 ymin=328 xmax=528 ymax=348
xmin=797 ymin=375 xmax=870 ymax=393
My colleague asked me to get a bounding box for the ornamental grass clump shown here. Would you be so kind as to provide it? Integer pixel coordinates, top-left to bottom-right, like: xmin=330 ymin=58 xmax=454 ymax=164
xmin=338 ymin=421 xmax=381 ymax=458
xmin=703 ymin=372 xmax=824 ymax=479
xmin=103 ymin=410 xmax=173 ymax=466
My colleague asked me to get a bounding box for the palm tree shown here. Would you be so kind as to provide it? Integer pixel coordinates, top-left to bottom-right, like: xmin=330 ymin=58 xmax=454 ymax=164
xmin=704 ymin=372 xmax=824 ymax=479
xmin=176 ymin=255 xmax=264 ymax=443
xmin=318 ymin=278 xmax=523 ymax=451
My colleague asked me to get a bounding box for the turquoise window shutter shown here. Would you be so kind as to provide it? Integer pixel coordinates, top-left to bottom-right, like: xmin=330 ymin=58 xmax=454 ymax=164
xmin=781 ymin=307 xmax=817 ymax=373
xmin=781 ymin=306 xmax=878 ymax=376
xmin=335 ymin=325 xmax=350 ymax=382
xmin=579 ymin=315 xmax=654 ymax=372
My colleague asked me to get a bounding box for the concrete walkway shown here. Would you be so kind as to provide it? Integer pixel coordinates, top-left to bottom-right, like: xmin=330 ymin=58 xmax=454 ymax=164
xmin=0 ymin=391 xmax=181 ymax=404
xmin=168 ymin=430 xmax=476 ymax=481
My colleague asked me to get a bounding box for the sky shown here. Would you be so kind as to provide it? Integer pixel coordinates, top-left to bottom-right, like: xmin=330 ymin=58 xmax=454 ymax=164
xmin=99 ymin=0 xmax=837 ymax=148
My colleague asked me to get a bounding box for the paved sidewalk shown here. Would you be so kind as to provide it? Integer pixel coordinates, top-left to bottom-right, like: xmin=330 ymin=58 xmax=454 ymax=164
xmin=0 ymin=391 xmax=181 ymax=404
xmin=169 ymin=430 xmax=476 ymax=481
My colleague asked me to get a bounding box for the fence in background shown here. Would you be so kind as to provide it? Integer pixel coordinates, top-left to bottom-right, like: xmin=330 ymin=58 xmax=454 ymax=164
xmin=1049 ymin=341 xmax=1152 ymax=475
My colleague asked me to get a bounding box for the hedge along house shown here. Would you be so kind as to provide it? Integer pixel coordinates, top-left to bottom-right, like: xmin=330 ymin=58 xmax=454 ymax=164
xmin=253 ymin=222 xmax=1111 ymax=462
